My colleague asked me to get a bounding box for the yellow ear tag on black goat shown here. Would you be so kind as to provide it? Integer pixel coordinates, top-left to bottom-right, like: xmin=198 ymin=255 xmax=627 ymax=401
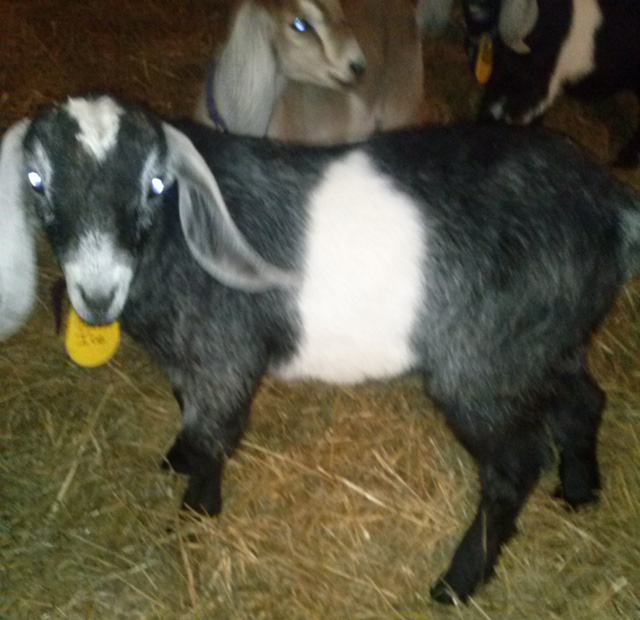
xmin=475 ymin=32 xmax=493 ymax=84
xmin=65 ymin=307 xmax=120 ymax=367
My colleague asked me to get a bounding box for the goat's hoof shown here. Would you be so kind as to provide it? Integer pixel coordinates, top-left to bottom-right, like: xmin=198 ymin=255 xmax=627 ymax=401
xmin=180 ymin=497 xmax=222 ymax=517
xmin=430 ymin=579 xmax=462 ymax=605
xmin=553 ymin=485 xmax=600 ymax=511
xmin=181 ymin=483 xmax=223 ymax=517
xmin=161 ymin=437 xmax=191 ymax=474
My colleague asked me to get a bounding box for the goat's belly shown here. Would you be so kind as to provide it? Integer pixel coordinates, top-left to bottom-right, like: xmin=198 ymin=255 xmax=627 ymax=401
xmin=272 ymin=330 xmax=418 ymax=384
xmin=270 ymin=150 xmax=425 ymax=384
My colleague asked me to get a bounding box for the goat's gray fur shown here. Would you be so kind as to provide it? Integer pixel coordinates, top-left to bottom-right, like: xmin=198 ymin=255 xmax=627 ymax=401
xmin=8 ymin=93 xmax=640 ymax=604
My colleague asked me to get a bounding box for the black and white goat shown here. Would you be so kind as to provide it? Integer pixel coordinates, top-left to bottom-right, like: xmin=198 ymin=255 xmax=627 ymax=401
xmin=5 ymin=94 xmax=640 ymax=603
xmin=462 ymin=0 xmax=640 ymax=167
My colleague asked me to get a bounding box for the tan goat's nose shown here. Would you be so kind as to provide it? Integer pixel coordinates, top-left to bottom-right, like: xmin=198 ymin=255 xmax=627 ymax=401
xmin=350 ymin=61 xmax=365 ymax=79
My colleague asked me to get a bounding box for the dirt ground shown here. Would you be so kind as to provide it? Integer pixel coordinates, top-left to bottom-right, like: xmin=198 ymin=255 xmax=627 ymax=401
xmin=1 ymin=1 xmax=639 ymax=619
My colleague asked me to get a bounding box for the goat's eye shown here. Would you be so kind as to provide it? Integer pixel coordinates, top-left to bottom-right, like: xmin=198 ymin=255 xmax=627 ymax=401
xmin=28 ymin=171 xmax=44 ymax=193
xmin=291 ymin=17 xmax=312 ymax=33
xmin=150 ymin=177 xmax=165 ymax=196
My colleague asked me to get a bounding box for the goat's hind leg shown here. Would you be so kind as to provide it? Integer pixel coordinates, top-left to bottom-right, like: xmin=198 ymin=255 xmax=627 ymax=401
xmin=548 ymin=360 xmax=605 ymax=509
xmin=431 ymin=401 xmax=548 ymax=604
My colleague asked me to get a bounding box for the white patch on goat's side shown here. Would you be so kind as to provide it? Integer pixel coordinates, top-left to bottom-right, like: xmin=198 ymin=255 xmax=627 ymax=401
xmin=519 ymin=0 xmax=602 ymax=123
xmin=63 ymin=231 xmax=133 ymax=323
xmin=273 ymin=151 xmax=425 ymax=384
xmin=0 ymin=120 xmax=37 ymax=340
xmin=66 ymin=96 xmax=123 ymax=161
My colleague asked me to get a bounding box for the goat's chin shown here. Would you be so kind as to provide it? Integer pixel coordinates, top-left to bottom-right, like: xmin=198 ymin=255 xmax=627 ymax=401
xmin=67 ymin=291 xmax=124 ymax=327
xmin=74 ymin=305 xmax=121 ymax=327
xmin=289 ymin=69 xmax=358 ymax=91
xmin=328 ymin=75 xmax=359 ymax=90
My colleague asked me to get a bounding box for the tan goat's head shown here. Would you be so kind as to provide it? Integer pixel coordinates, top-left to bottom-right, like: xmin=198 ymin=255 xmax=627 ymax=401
xmin=264 ymin=0 xmax=366 ymax=89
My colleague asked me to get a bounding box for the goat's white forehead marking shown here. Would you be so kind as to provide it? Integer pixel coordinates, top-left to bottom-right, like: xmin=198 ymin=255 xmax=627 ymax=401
xmin=66 ymin=97 xmax=124 ymax=161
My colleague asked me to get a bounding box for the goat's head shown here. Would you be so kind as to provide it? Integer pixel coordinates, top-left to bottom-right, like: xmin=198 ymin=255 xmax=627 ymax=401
xmin=16 ymin=94 xmax=296 ymax=325
xmin=264 ymin=0 xmax=366 ymax=88
xmin=463 ymin=0 xmax=538 ymax=77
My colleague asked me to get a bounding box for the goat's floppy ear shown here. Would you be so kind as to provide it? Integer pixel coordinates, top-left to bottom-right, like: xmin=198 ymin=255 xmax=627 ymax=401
xmin=498 ymin=0 xmax=538 ymax=54
xmin=0 ymin=119 xmax=38 ymax=340
xmin=162 ymin=123 xmax=299 ymax=291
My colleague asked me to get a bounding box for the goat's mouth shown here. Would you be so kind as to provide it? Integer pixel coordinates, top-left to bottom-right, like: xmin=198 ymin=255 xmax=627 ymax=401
xmin=70 ymin=300 xmax=121 ymax=327
xmin=78 ymin=311 xmax=119 ymax=327
xmin=64 ymin=279 xmax=128 ymax=326
xmin=327 ymin=72 xmax=359 ymax=90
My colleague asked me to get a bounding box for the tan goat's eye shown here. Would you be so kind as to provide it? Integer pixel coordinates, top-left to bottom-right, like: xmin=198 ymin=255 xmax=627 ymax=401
xmin=291 ymin=17 xmax=312 ymax=33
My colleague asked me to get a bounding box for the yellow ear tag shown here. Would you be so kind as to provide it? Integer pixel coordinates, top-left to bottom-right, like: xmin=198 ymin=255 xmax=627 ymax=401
xmin=475 ymin=32 xmax=493 ymax=84
xmin=65 ymin=307 xmax=120 ymax=367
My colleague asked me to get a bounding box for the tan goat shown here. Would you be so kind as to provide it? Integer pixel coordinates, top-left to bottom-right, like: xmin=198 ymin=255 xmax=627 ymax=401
xmin=193 ymin=0 xmax=426 ymax=144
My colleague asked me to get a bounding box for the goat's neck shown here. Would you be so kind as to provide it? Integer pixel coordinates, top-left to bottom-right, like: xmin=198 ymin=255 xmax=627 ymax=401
xmin=214 ymin=1 xmax=286 ymax=136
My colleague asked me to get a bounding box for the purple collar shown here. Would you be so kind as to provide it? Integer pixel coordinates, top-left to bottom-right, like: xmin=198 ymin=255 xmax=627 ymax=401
xmin=205 ymin=62 xmax=229 ymax=132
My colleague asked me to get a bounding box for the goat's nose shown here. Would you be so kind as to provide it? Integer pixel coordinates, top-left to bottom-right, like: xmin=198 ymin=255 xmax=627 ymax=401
xmin=349 ymin=61 xmax=365 ymax=80
xmin=78 ymin=284 xmax=116 ymax=313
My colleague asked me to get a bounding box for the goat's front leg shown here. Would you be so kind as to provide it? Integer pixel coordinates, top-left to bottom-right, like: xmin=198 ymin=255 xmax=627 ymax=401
xmin=162 ymin=371 xmax=261 ymax=516
xmin=163 ymin=429 xmax=227 ymax=515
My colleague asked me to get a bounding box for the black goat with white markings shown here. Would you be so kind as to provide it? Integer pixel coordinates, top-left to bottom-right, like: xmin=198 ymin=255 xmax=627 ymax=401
xmin=463 ymin=0 xmax=640 ymax=167
xmin=5 ymin=94 xmax=640 ymax=603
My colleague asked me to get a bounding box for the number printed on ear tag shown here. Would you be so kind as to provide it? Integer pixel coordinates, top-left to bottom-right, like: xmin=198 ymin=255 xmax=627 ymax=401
xmin=475 ymin=32 xmax=493 ymax=84
xmin=65 ymin=307 xmax=120 ymax=367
